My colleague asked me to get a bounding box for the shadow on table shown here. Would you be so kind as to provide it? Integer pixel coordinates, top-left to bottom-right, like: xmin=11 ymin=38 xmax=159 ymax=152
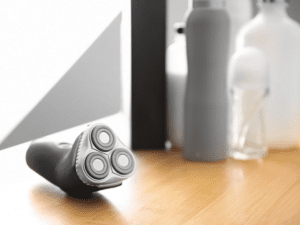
xmin=30 ymin=184 xmax=127 ymax=225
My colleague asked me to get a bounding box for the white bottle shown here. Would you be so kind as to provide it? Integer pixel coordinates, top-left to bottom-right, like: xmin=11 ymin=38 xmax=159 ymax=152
xmin=236 ymin=0 xmax=300 ymax=149
xmin=226 ymin=0 xmax=253 ymax=56
xmin=166 ymin=23 xmax=187 ymax=148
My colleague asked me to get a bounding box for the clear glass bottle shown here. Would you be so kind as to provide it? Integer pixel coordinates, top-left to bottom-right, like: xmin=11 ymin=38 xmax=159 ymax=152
xmin=228 ymin=47 xmax=270 ymax=160
xmin=236 ymin=0 xmax=300 ymax=150
xmin=166 ymin=23 xmax=187 ymax=149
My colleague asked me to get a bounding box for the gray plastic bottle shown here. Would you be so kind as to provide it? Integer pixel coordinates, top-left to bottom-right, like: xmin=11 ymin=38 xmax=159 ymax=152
xmin=184 ymin=0 xmax=230 ymax=161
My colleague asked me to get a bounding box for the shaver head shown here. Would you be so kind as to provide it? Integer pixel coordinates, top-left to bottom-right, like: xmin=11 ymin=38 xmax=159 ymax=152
xmin=26 ymin=123 xmax=136 ymax=195
xmin=76 ymin=124 xmax=136 ymax=187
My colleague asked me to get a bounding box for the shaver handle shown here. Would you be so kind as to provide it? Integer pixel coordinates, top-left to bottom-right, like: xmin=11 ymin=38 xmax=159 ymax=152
xmin=26 ymin=134 xmax=120 ymax=194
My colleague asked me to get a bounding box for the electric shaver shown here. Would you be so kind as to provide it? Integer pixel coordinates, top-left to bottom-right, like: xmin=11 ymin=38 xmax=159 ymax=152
xmin=26 ymin=123 xmax=136 ymax=195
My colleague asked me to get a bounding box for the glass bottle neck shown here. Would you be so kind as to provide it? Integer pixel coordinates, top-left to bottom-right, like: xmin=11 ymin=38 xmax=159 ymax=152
xmin=189 ymin=0 xmax=225 ymax=9
xmin=258 ymin=2 xmax=288 ymax=18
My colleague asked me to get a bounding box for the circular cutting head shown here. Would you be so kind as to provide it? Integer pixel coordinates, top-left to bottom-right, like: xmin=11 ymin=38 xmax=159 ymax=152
xmin=91 ymin=125 xmax=115 ymax=151
xmin=111 ymin=148 xmax=135 ymax=175
xmin=85 ymin=152 xmax=110 ymax=179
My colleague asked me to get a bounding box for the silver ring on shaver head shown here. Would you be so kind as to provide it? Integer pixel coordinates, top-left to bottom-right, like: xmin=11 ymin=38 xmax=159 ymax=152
xmin=111 ymin=149 xmax=135 ymax=175
xmin=85 ymin=152 xmax=110 ymax=179
xmin=91 ymin=126 xmax=115 ymax=151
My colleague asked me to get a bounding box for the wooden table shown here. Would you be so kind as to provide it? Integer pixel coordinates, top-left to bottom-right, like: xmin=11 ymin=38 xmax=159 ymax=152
xmin=1 ymin=143 xmax=300 ymax=225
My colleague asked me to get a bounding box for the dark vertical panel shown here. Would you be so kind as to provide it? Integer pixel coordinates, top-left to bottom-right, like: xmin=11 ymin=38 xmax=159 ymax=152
xmin=132 ymin=0 xmax=166 ymax=149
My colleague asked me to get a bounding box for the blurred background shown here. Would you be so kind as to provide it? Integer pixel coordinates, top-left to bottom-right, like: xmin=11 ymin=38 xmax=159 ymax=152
xmin=167 ymin=0 xmax=300 ymax=47
xmin=1 ymin=0 xmax=300 ymax=153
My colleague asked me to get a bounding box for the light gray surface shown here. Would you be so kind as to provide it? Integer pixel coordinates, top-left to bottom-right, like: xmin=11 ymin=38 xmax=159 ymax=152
xmin=93 ymin=159 xmax=105 ymax=171
xmin=100 ymin=132 xmax=110 ymax=144
xmin=118 ymin=155 xmax=129 ymax=167
xmin=167 ymin=0 xmax=189 ymax=47
xmin=0 ymin=14 xmax=122 ymax=150
xmin=184 ymin=6 xmax=230 ymax=161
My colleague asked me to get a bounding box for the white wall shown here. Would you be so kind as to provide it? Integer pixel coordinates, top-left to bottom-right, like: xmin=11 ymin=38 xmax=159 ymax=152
xmin=0 ymin=0 xmax=131 ymax=149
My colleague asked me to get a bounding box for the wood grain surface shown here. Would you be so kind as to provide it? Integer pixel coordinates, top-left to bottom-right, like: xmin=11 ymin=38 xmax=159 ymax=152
xmin=1 ymin=143 xmax=300 ymax=225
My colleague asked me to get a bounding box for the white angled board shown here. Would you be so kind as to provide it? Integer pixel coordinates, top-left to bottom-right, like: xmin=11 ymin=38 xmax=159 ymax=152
xmin=0 ymin=0 xmax=131 ymax=149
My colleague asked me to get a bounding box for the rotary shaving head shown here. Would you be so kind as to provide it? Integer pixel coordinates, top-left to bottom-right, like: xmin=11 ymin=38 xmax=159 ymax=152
xmin=75 ymin=124 xmax=136 ymax=188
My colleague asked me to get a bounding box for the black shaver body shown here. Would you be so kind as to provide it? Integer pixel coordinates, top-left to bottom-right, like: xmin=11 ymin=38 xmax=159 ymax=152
xmin=26 ymin=124 xmax=136 ymax=195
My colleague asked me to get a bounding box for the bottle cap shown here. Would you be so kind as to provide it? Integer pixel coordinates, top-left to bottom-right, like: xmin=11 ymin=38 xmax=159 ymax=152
xmin=191 ymin=0 xmax=225 ymax=8
xmin=258 ymin=0 xmax=289 ymax=3
xmin=174 ymin=23 xmax=185 ymax=34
